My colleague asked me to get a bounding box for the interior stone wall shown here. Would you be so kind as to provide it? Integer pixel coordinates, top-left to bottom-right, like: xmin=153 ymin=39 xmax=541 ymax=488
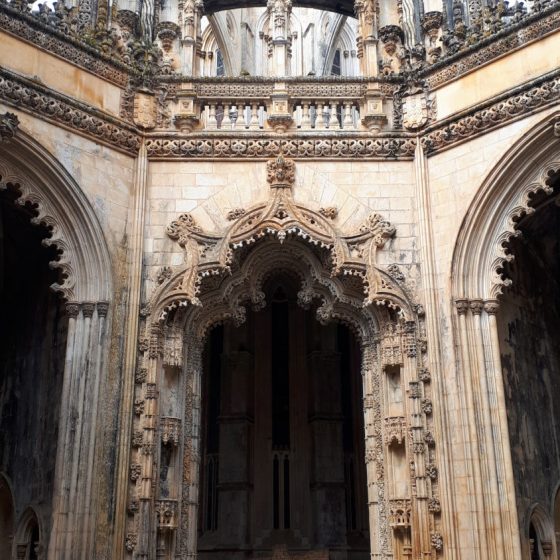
xmin=0 ymin=190 xmax=68 ymax=537
xmin=497 ymin=195 xmax=560 ymax=552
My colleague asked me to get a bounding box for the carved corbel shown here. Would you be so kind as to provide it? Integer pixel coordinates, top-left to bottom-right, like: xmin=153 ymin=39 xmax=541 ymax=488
xmin=0 ymin=112 xmax=19 ymax=142
xmin=554 ymin=118 xmax=560 ymax=138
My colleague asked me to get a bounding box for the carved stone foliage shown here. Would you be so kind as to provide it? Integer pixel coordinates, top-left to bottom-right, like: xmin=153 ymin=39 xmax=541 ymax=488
xmin=0 ymin=111 xmax=19 ymax=141
xmin=155 ymin=499 xmax=179 ymax=530
xmin=0 ymin=69 xmax=140 ymax=154
xmin=0 ymin=4 xmax=130 ymax=87
xmin=145 ymin=136 xmax=417 ymax=160
xmin=423 ymin=71 xmax=560 ymax=155
xmin=154 ymin=156 xmax=408 ymax=321
xmin=425 ymin=9 xmax=560 ymax=89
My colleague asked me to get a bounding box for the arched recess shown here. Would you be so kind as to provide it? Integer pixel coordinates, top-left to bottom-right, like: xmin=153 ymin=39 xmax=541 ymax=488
xmin=0 ymin=474 xmax=15 ymax=559
xmin=527 ymin=504 xmax=555 ymax=560
xmin=124 ymin=156 xmax=445 ymax=560
xmin=553 ymin=486 xmax=560 ymax=555
xmin=450 ymin=112 xmax=560 ymax=560
xmin=13 ymin=507 xmax=42 ymax=560
xmin=0 ymin=114 xmax=113 ymax=560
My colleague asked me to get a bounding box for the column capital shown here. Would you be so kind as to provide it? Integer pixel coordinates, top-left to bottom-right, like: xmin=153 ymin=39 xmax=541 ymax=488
xmin=483 ymin=299 xmax=500 ymax=315
xmin=82 ymin=302 xmax=96 ymax=318
xmin=469 ymin=299 xmax=484 ymax=315
xmin=66 ymin=302 xmax=81 ymax=319
xmin=454 ymin=298 xmax=470 ymax=315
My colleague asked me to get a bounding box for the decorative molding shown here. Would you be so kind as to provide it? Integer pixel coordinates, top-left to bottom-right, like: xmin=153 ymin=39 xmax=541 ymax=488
xmin=422 ymin=71 xmax=560 ymax=155
xmin=0 ymin=4 xmax=131 ymax=87
xmin=0 ymin=69 xmax=141 ymax=155
xmin=0 ymin=111 xmax=19 ymax=141
xmin=487 ymin=160 xmax=559 ymax=298
xmin=145 ymin=135 xmax=417 ymax=160
xmin=424 ymin=7 xmax=560 ymax=90
xmin=158 ymin=156 xmax=405 ymax=318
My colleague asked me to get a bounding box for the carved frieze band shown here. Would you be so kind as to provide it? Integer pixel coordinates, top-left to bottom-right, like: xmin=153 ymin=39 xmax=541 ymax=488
xmin=0 ymin=67 xmax=559 ymax=159
xmin=424 ymin=8 xmax=560 ymax=89
xmin=0 ymin=4 xmax=130 ymax=87
xmin=423 ymin=70 xmax=560 ymax=155
xmin=145 ymin=135 xmax=417 ymax=160
xmin=0 ymin=68 xmax=140 ymax=154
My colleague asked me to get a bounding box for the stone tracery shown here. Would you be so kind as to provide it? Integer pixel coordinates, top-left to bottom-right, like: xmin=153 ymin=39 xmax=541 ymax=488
xmin=125 ymin=155 xmax=443 ymax=559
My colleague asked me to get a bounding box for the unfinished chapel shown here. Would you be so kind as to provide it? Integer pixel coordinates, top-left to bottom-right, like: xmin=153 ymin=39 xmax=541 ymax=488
xmin=2 ymin=0 xmax=560 ymax=558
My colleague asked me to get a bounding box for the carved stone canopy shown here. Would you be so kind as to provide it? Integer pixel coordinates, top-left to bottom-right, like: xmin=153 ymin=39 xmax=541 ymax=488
xmin=151 ymin=156 xmax=411 ymax=329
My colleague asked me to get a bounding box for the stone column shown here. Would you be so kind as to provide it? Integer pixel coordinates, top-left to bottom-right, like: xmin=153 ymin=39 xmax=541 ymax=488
xmin=307 ymin=350 xmax=347 ymax=551
xmin=112 ymin=141 xmax=149 ymax=560
xmin=402 ymin=323 xmax=431 ymax=558
xmin=355 ymin=0 xmax=379 ymax=77
xmin=181 ymin=0 xmax=204 ymax=76
xmin=49 ymin=300 xmax=110 ymax=560
xmin=267 ymin=0 xmax=293 ymax=76
xmin=362 ymin=342 xmax=385 ymax=559
xmin=469 ymin=300 xmax=505 ymax=560
xmin=454 ymin=299 xmax=487 ymax=559
xmin=484 ymin=300 xmax=523 ymax=560
xmin=180 ymin=344 xmax=203 ymax=560
xmin=216 ymin=351 xmax=254 ymax=548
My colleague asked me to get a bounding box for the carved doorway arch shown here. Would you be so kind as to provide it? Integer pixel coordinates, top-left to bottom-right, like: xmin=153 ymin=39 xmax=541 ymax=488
xmin=0 ymin=114 xmax=113 ymax=560
xmin=127 ymin=156 xmax=443 ymax=560
xmin=450 ymin=113 xmax=560 ymax=560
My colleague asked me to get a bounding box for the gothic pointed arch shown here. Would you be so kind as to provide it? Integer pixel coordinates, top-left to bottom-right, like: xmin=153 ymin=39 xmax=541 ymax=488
xmin=452 ymin=112 xmax=560 ymax=302
xmin=0 ymin=113 xmax=113 ymax=560
xmin=125 ymin=155 xmax=444 ymax=560
xmin=0 ymin=116 xmax=113 ymax=303
xmin=0 ymin=474 xmax=14 ymax=560
xmin=449 ymin=111 xmax=560 ymax=560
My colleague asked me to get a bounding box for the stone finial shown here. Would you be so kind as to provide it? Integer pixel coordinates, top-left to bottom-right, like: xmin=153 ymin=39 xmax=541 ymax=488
xmin=0 ymin=112 xmax=20 ymax=142
xmin=266 ymin=154 xmax=295 ymax=188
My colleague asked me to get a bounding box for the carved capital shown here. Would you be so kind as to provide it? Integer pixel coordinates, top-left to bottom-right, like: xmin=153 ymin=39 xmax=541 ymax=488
xmin=455 ymin=298 xmax=470 ymax=315
xmin=82 ymin=301 xmax=96 ymax=318
xmin=66 ymin=302 xmax=81 ymax=319
xmin=483 ymin=299 xmax=500 ymax=315
xmin=97 ymin=301 xmax=110 ymax=317
xmin=0 ymin=112 xmax=20 ymax=142
xmin=469 ymin=299 xmax=484 ymax=315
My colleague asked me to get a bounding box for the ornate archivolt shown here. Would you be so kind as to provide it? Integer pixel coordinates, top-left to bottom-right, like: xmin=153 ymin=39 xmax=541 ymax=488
xmin=0 ymin=112 xmax=112 ymax=303
xmin=453 ymin=114 xmax=560 ymax=302
xmin=448 ymin=114 xmax=560 ymax=560
xmin=126 ymin=155 xmax=444 ymax=559
xmin=148 ymin=153 xmax=408 ymax=322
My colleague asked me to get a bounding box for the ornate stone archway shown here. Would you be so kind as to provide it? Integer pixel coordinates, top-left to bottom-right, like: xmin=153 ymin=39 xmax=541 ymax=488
xmin=0 ymin=113 xmax=113 ymax=560
xmin=450 ymin=113 xmax=560 ymax=560
xmin=127 ymin=155 xmax=444 ymax=560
